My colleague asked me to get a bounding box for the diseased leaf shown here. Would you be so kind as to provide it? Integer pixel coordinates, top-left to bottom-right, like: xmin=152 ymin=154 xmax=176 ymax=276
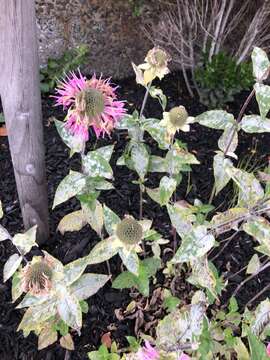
xmin=251 ymin=299 xmax=270 ymax=337
xmin=119 ymin=248 xmax=140 ymax=276
xmin=57 ymin=292 xmax=82 ymax=330
xmin=246 ymin=254 xmax=261 ymax=275
xmin=148 ymin=155 xmax=168 ymax=173
xmin=255 ymin=83 xmax=270 ymax=118
xmin=226 ymin=167 xmax=264 ymax=207
xmin=70 ymin=273 xmax=110 ymax=300
xmin=159 ymin=176 xmax=177 ymax=206
xmin=218 ymin=124 xmax=238 ymax=155
xmin=87 ymin=236 xmax=121 ymax=265
xmin=4 ymin=254 xmax=22 ymax=282
xmin=211 ymin=207 xmax=249 ymax=234
xmin=60 ymin=334 xmax=75 ymax=350
xmin=38 ymin=327 xmax=58 ymax=350
xmin=166 ymin=146 xmax=199 ymax=175
xmin=144 ymin=119 xmax=170 ymax=150
xmin=241 ymin=115 xmax=270 ymax=133
xmin=243 ymin=217 xmax=270 ymax=252
xmin=12 ymin=271 xmax=23 ymax=302
xmin=103 ymin=205 xmax=121 ymax=236
xmin=196 ymin=110 xmax=235 ymax=130
xmin=57 ymin=210 xmax=86 ymax=235
xmin=251 ymin=47 xmax=270 ymax=81
xmin=146 ymin=187 xmax=162 ymax=205
xmin=213 ymin=152 xmax=233 ymax=195
xmin=63 ymin=256 xmax=90 ymax=286
xmin=167 ymin=202 xmax=195 ymax=238
xmin=54 ymin=119 xmax=84 ymax=154
xmin=172 ymin=226 xmax=215 ymax=263
xmin=17 ymin=293 xmax=50 ymax=309
xmin=53 ymin=171 xmax=86 ymax=209
xmin=131 ymin=142 xmax=149 ymax=181
xmin=0 ymin=224 xmax=10 ymax=242
xmin=0 ymin=200 xmax=3 ymax=219
xmin=82 ymin=151 xmax=113 ymax=179
xmin=82 ymin=200 xmax=104 ymax=236
xmin=94 ymin=145 xmax=114 ymax=163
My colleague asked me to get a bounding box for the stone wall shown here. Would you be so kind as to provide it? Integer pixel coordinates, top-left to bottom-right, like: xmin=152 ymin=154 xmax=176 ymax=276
xmin=36 ymin=0 xmax=162 ymax=78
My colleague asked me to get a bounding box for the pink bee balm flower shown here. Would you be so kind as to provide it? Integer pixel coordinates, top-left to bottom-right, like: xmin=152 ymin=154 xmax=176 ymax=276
xmin=179 ymin=354 xmax=191 ymax=360
xmin=267 ymin=343 xmax=270 ymax=356
xmin=54 ymin=70 xmax=126 ymax=141
xmin=137 ymin=341 xmax=159 ymax=360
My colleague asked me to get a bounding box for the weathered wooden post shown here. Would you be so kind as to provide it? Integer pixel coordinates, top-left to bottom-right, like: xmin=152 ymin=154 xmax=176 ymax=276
xmin=0 ymin=0 xmax=49 ymax=243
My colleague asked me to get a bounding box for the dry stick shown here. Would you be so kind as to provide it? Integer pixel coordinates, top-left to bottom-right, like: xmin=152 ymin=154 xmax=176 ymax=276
xmin=226 ymin=256 xmax=267 ymax=281
xmin=210 ymin=231 xmax=239 ymax=262
xmin=230 ymin=262 xmax=270 ymax=300
xmin=246 ymin=283 xmax=270 ymax=308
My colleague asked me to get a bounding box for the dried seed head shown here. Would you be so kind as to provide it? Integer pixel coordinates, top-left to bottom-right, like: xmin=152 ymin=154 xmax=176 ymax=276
xmin=76 ymin=88 xmax=105 ymax=119
xmin=21 ymin=258 xmax=53 ymax=295
xmin=116 ymin=217 xmax=143 ymax=245
xmin=169 ymin=106 xmax=188 ymax=127
xmin=146 ymin=47 xmax=170 ymax=68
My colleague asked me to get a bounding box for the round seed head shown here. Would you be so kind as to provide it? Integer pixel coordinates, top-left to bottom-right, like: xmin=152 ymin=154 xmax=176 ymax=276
xmin=116 ymin=217 xmax=143 ymax=245
xmin=146 ymin=47 xmax=170 ymax=68
xmin=22 ymin=259 xmax=53 ymax=295
xmin=76 ymin=88 xmax=105 ymax=118
xmin=169 ymin=106 xmax=188 ymax=127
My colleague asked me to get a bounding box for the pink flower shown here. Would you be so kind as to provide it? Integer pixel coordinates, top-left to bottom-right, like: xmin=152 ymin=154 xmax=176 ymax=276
xmin=267 ymin=343 xmax=270 ymax=357
xmin=54 ymin=70 xmax=126 ymax=141
xmin=179 ymin=354 xmax=191 ymax=360
xmin=137 ymin=341 xmax=159 ymax=360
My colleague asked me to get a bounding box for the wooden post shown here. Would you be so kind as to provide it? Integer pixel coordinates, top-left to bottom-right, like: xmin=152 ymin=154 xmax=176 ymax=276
xmin=0 ymin=0 xmax=49 ymax=243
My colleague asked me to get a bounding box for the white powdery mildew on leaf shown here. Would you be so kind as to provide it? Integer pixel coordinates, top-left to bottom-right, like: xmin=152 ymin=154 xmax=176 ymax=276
xmin=69 ymin=273 xmax=110 ymax=300
xmin=252 ymin=47 xmax=270 ymax=81
xmin=188 ymin=256 xmax=217 ymax=297
xmin=57 ymin=210 xmax=86 ymax=235
xmin=94 ymin=145 xmax=114 ymax=162
xmin=243 ymin=217 xmax=270 ymax=252
xmin=196 ymin=110 xmax=235 ymax=130
xmin=3 ymin=254 xmax=22 ymax=282
xmin=53 ymin=171 xmax=86 ymax=209
xmin=148 ymin=155 xmax=168 ymax=173
xmin=251 ymin=299 xmax=270 ymax=336
xmin=82 ymin=151 xmax=113 ymax=179
xmin=12 ymin=225 xmax=38 ymax=255
xmin=213 ymin=152 xmax=233 ymax=195
xmin=54 ymin=119 xmax=84 ymax=154
xmin=103 ymin=204 xmax=121 ymax=236
xmin=241 ymin=115 xmax=270 ymax=133
xmin=144 ymin=120 xmax=170 ymax=150
xmin=159 ymin=176 xmax=176 ymax=206
xmin=218 ymin=124 xmax=238 ymax=154
xmin=119 ymin=247 xmax=140 ymax=276
xmin=131 ymin=143 xmax=149 ymax=180
xmin=57 ymin=291 xmax=82 ymax=330
xmin=167 ymin=203 xmax=195 ymax=238
xmin=82 ymin=200 xmax=104 ymax=236
xmin=254 ymin=83 xmax=270 ymax=118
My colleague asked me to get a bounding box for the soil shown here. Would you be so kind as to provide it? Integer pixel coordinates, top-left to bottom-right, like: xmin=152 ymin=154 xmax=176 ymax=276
xmin=0 ymin=72 xmax=270 ymax=360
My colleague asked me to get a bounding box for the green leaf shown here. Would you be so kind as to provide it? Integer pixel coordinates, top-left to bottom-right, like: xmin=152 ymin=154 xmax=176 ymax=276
xmin=131 ymin=142 xmax=149 ymax=180
xmin=4 ymin=254 xmax=22 ymax=282
xmin=57 ymin=291 xmax=82 ymax=330
xmin=213 ymin=152 xmax=233 ymax=195
xmin=159 ymin=176 xmax=177 ymax=206
xmin=234 ymin=337 xmax=250 ymax=360
xmin=148 ymin=155 xmax=168 ymax=173
xmin=54 ymin=119 xmax=84 ymax=154
xmin=119 ymin=248 xmax=140 ymax=276
xmin=241 ymin=115 xmax=270 ymax=133
xmin=57 ymin=210 xmax=86 ymax=235
xmin=172 ymin=226 xmax=215 ymax=263
xmin=163 ymin=290 xmax=181 ymax=312
xmin=248 ymin=331 xmax=268 ymax=360
xmin=53 ymin=171 xmax=86 ymax=209
xmin=82 ymin=151 xmax=113 ymax=179
xmin=82 ymin=200 xmax=104 ymax=236
xmin=251 ymin=47 xmax=270 ymax=81
xmin=146 ymin=187 xmax=162 ymax=205
xmin=226 ymin=167 xmax=264 ymax=207
xmin=255 ymin=83 xmax=270 ymax=118
xmin=12 ymin=225 xmax=38 ymax=255
xmin=70 ymin=273 xmax=110 ymax=300
xmin=196 ymin=110 xmax=235 ymax=130
xmin=87 ymin=236 xmax=121 ymax=265
xmin=103 ymin=205 xmax=121 ymax=236
xmin=94 ymin=145 xmax=114 ymax=162
xmin=229 ymin=297 xmax=239 ymax=313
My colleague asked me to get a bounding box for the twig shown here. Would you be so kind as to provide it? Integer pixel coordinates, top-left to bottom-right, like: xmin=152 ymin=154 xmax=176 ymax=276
xmin=210 ymin=231 xmax=239 ymax=262
xmin=246 ymin=283 xmax=270 ymax=308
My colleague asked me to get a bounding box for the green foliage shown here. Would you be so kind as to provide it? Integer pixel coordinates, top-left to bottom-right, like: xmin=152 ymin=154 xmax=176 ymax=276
xmin=88 ymin=344 xmax=120 ymax=360
xmin=40 ymin=45 xmax=89 ymax=93
xmin=195 ymin=52 xmax=253 ymax=108
xmin=0 ymin=112 xmax=5 ymax=124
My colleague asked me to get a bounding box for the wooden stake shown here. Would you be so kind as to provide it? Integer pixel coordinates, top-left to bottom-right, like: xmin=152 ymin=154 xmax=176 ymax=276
xmin=0 ymin=0 xmax=49 ymax=243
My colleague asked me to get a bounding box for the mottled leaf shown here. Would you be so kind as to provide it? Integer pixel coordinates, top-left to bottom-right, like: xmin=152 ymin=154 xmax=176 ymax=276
xmin=218 ymin=124 xmax=238 ymax=155
xmin=255 ymin=83 xmax=270 ymax=118
xmin=70 ymin=273 xmax=110 ymax=300
xmin=196 ymin=110 xmax=235 ymax=130
xmin=4 ymin=254 xmax=22 ymax=282
xmin=38 ymin=327 xmax=58 ymax=350
xmin=241 ymin=115 xmax=270 ymax=133
xmin=94 ymin=145 xmax=114 ymax=163
xmin=57 ymin=292 xmax=82 ymax=330
xmin=167 ymin=203 xmax=195 ymax=238
xmin=144 ymin=120 xmax=169 ymax=150
xmin=57 ymin=210 xmax=86 ymax=235
xmin=148 ymin=155 xmax=168 ymax=173
xmin=243 ymin=217 xmax=270 ymax=252
xmin=82 ymin=151 xmax=113 ymax=179
xmin=211 ymin=207 xmax=249 ymax=234
xmin=63 ymin=256 xmax=90 ymax=286
xmin=82 ymin=200 xmax=104 ymax=236
xmin=119 ymin=248 xmax=140 ymax=276
xmin=12 ymin=225 xmax=38 ymax=255
xmin=54 ymin=119 xmax=84 ymax=154
xmin=159 ymin=176 xmax=177 ymax=206
xmin=60 ymin=334 xmax=75 ymax=350
xmin=103 ymin=205 xmax=121 ymax=236
xmin=17 ymin=293 xmax=50 ymax=309
xmin=12 ymin=271 xmax=23 ymax=302
xmin=213 ymin=152 xmax=233 ymax=195
xmin=53 ymin=171 xmax=86 ymax=209
xmin=252 ymin=47 xmax=270 ymax=81
xmin=166 ymin=146 xmax=199 ymax=175
xmin=131 ymin=143 xmax=149 ymax=180
xmin=87 ymin=236 xmax=121 ymax=265
xmin=146 ymin=187 xmax=162 ymax=205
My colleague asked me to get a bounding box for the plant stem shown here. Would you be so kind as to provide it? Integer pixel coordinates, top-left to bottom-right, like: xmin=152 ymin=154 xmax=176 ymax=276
xmin=246 ymin=283 xmax=270 ymax=308
xmin=139 ymin=183 xmax=143 ymax=220
xmin=140 ymin=82 xmax=152 ymax=118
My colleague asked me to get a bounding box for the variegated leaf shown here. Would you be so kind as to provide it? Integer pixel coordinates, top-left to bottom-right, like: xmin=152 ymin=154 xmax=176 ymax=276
xmin=57 ymin=291 xmax=82 ymax=330
xmin=57 ymin=210 xmax=86 ymax=235
xmin=60 ymin=334 xmax=75 ymax=351
xmin=53 ymin=171 xmax=86 ymax=209
xmin=63 ymin=256 xmax=90 ymax=286
xmin=218 ymin=124 xmax=238 ymax=155
xmin=143 ymin=120 xmax=170 ymax=150
xmin=131 ymin=142 xmax=149 ymax=180
xmin=172 ymin=226 xmax=215 ymax=263
xmin=148 ymin=155 xmax=168 ymax=173
xmin=211 ymin=207 xmax=249 ymax=234
xmin=82 ymin=200 xmax=104 ymax=236
xmin=70 ymin=273 xmax=110 ymax=300
xmin=241 ymin=115 xmax=270 ymax=133
xmin=159 ymin=176 xmax=177 ymax=206
xmin=38 ymin=326 xmax=58 ymax=350
xmin=167 ymin=202 xmax=195 ymax=238
xmin=12 ymin=225 xmax=38 ymax=255
xmin=94 ymin=145 xmax=114 ymax=163
xmin=252 ymin=47 xmax=270 ymax=81
xmin=54 ymin=119 xmax=84 ymax=154
xmin=87 ymin=236 xmax=121 ymax=265
xmin=196 ymin=110 xmax=235 ymax=130
xmin=243 ymin=217 xmax=270 ymax=252
xmin=103 ymin=205 xmax=121 ymax=236
xmin=213 ymin=152 xmax=233 ymax=195
xmin=119 ymin=248 xmax=140 ymax=276
xmin=226 ymin=167 xmax=264 ymax=207
xmin=82 ymin=150 xmax=113 ymax=179
xmin=255 ymin=83 xmax=270 ymax=118
xmin=4 ymin=254 xmax=22 ymax=282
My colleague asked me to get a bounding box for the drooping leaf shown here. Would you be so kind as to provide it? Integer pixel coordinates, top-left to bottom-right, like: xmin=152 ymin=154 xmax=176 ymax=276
xmin=103 ymin=205 xmax=121 ymax=236
xmin=53 ymin=171 xmax=86 ymax=209
xmin=82 ymin=151 xmax=113 ymax=179
xmin=226 ymin=167 xmax=264 ymax=207
xmin=159 ymin=176 xmax=177 ymax=206
xmin=57 ymin=291 xmax=82 ymax=330
xmin=251 ymin=47 xmax=270 ymax=81
xmin=54 ymin=119 xmax=84 ymax=154
xmin=196 ymin=110 xmax=235 ymax=130
xmin=149 ymin=87 xmax=167 ymax=111
xmin=38 ymin=327 xmax=58 ymax=350
xmin=60 ymin=334 xmax=75 ymax=350
xmin=131 ymin=142 xmax=149 ymax=180
xmin=241 ymin=115 xmax=270 ymax=133
xmin=172 ymin=226 xmax=215 ymax=263
xmin=70 ymin=273 xmax=110 ymax=300
xmin=4 ymin=254 xmax=22 ymax=282
xmin=82 ymin=200 xmax=104 ymax=236
xmin=213 ymin=152 xmax=233 ymax=195
xmin=57 ymin=210 xmax=86 ymax=235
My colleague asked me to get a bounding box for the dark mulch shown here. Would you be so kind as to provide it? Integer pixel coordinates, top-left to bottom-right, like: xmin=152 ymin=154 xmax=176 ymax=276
xmin=0 ymin=72 xmax=270 ymax=360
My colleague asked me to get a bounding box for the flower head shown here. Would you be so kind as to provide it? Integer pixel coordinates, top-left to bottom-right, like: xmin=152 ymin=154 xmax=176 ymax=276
xmin=116 ymin=217 xmax=143 ymax=245
xmin=160 ymin=106 xmax=194 ymax=140
xmin=54 ymin=71 xmax=126 ymax=141
xmin=21 ymin=256 xmax=53 ymax=296
xmin=137 ymin=341 xmax=159 ymax=360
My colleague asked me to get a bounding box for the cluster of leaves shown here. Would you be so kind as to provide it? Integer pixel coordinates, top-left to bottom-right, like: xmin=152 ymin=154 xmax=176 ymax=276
xmin=195 ymin=51 xmax=253 ymax=108
xmin=40 ymin=44 xmax=90 ymax=93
